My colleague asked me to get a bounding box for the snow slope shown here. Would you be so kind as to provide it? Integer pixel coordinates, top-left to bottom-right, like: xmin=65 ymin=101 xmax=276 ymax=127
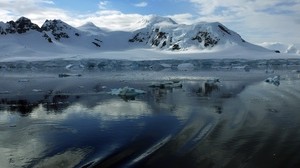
xmin=259 ymin=42 xmax=300 ymax=54
xmin=128 ymin=16 xmax=267 ymax=51
xmin=0 ymin=16 xmax=299 ymax=62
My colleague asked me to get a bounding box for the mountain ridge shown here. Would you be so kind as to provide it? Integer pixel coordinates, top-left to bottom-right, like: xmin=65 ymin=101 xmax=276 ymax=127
xmin=0 ymin=16 xmax=276 ymax=59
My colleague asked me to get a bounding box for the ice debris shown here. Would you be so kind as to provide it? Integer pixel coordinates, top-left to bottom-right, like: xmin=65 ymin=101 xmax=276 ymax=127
xmin=292 ymin=70 xmax=300 ymax=73
xmin=149 ymin=81 xmax=182 ymax=89
xmin=0 ymin=91 xmax=10 ymax=94
xmin=265 ymin=75 xmax=280 ymax=86
xmin=32 ymin=89 xmax=43 ymax=92
xmin=109 ymin=87 xmax=146 ymax=97
xmin=65 ymin=63 xmax=84 ymax=70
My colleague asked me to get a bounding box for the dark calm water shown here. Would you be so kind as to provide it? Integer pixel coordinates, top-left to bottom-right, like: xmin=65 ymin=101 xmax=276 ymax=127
xmin=1 ymin=70 xmax=300 ymax=168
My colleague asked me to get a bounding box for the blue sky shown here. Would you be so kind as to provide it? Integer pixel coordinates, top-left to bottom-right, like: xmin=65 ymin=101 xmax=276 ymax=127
xmin=52 ymin=0 xmax=196 ymax=15
xmin=0 ymin=0 xmax=299 ymax=45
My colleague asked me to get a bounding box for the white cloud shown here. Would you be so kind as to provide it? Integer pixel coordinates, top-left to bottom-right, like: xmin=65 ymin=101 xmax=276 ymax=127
xmin=0 ymin=0 xmax=145 ymax=31
xmin=42 ymin=0 xmax=55 ymax=5
xmin=98 ymin=1 xmax=109 ymax=10
xmin=134 ymin=2 xmax=148 ymax=7
xmin=0 ymin=0 xmax=70 ymax=25
xmin=0 ymin=0 xmax=299 ymax=45
xmin=73 ymin=10 xmax=145 ymax=31
xmin=187 ymin=0 xmax=300 ymax=44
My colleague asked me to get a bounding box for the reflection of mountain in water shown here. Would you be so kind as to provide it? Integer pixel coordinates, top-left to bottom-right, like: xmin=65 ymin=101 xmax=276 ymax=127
xmin=0 ymin=93 xmax=71 ymax=115
xmin=2 ymin=74 xmax=300 ymax=168
xmin=0 ymin=79 xmax=244 ymax=115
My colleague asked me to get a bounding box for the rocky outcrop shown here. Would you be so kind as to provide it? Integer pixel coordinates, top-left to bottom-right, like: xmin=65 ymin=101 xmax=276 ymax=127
xmin=41 ymin=20 xmax=73 ymax=41
xmin=192 ymin=31 xmax=219 ymax=47
xmin=0 ymin=17 xmax=41 ymax=35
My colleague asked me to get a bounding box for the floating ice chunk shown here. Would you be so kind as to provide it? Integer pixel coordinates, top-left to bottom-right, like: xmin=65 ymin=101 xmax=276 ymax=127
xmin=160 ymin=63 xmax=172 ymax=68
xmin=66 ymin=63 xmax=85 ymax=70
xmin=0 ymin=91 xmax=10 ymax=94
xmin=265 ymin=75 xmax=280 ymax=86
xmin=232 ymin=65 xmax=251 ymax=72
xmin=292 ymin=70 xmax=300 ymax=73
xmin=177 ymin=63 xmax=195 ymax=71
xmin=32 ymin=89 xmax=43 ymax=92
xmin=109 ymin=87 xmax=146 ymax=97
xmin=149 ymin=81 xmax=182 ymax=89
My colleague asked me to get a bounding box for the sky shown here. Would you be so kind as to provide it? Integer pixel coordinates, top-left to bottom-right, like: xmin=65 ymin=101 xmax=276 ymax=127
xmin=0 ymin=0 xmax=299 ymax=46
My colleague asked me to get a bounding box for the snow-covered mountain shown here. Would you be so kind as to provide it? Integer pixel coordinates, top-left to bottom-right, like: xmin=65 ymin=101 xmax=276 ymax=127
xmin=259 ymin=42 xmax=300 ymax=54
xmin=0 ymin=17 xmax=103 ymax=52
xmin=0 ymin=16 xmax=282 ymax=61
xmin=128 ymin=16 xmax=266 ymax=51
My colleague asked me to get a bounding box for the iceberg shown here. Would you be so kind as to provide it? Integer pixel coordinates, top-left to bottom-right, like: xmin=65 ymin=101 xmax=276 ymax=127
xmin=109 ymin=87 xmax=146 ymax=97
xmin=265 ymin=76 xmax=280 ymax=86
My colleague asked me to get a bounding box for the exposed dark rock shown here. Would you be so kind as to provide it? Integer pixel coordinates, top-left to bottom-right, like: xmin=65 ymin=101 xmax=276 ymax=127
xmin=43 ymin=33 xmax=53 ymax=43
xmin=41 ymin=20 xmax=71 ymax=40
xmin=274 ymin=50 xmax=280 ymax=53
xmin=192 ymin=31 xmax=219 ymax=47
xmin=5 ymin=21 xmax=16 ymax=34
xmin=172 ymin=44 xmax=181 ymax=50
xmin=218 ymin=25 xmax=231 ymax=35
xmin=94 ymin=38 xmax=102 ymax=42
xmin=152 ymin=31 xmax=167 ymax=47
xmin=162 ymin=41 xmax=167 ymax=48
xmin=75 ymin=33 xmax=80 ymax=36
xmin=47 ymin=38 xmax=53 ymax=43
xmin=15 ymin=17 xmax=41 ymax=33
xmin=92 ymin=42 xmax=101 ymax=47
xmin=0 ymin=27 xmax=7 ymax=35
xmin=1 ymin=17 xmax=41 ymax=34
xmin=129 ymin=32 xmax=148 ymax=43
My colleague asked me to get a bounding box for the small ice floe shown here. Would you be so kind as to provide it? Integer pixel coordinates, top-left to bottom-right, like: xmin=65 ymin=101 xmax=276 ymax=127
xmin=232 ymin=65 xmax=251 ymax=72
xmin=109 ymin=87 xmax=146 ymax=97
xmin=292 ymin=70 xmax=300 ymax=73
xmin=177 ymin=63 xmax=195 ymax=71
xmin=18 ymin=79 xmax=29 ymax=82
xmin=265 ymin=75 xmax=280 ymax=86
xmin=58 ymin=73 xmax=82 ymax=78
xmin=149 ymin=81 xmax=182 ymax=89
xmin=32 ymin=89 xmax=43 ymax=92
xmin=160 ymin=63 xmax=172 ymax=68
xmin=65 ymin=63 xmax=84 ymax=70
xmin=0 ymin=91 xmax=10 ymax=94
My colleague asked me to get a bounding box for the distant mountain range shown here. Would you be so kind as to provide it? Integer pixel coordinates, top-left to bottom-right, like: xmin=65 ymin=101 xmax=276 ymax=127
xmin=0 ymin=16 xmax=279 ymax=59
xmin=259 ymin=42 xmax=300 ymax=54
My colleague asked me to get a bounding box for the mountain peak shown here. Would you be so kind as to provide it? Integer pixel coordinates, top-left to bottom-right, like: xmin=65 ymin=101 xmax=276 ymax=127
xmin=78 ymin=22 xmax=105 ymax=35
xmin=135 ymin=15 xmax=177 ymax=29
xmin=80 ymin=22 xmax=97 ymax=28
xmin=16 ymin=16 xmax=32 ymax=23
xmin=41 ymin=19 xmax=73 ymax=31
xmin=0 ymin=16 xmax=41 ymax=34
xmin=41 ymin=19 xmax=78 ymax=41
